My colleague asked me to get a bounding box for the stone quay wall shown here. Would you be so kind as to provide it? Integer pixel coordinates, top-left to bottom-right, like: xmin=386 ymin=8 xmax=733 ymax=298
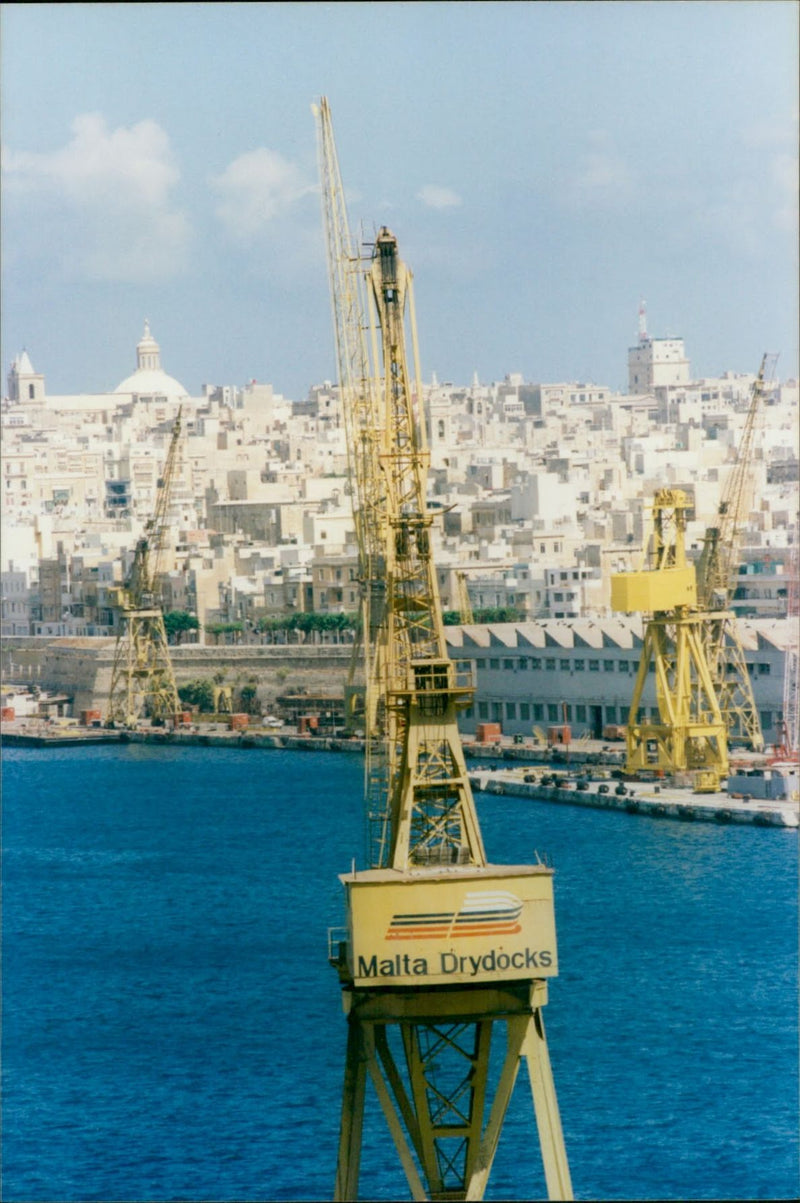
xmin=1 ymin=637 xmax=353 ymax=715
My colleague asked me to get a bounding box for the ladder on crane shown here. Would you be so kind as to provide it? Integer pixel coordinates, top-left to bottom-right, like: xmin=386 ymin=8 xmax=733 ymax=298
xmin=315 ymin=99 xmax=572 ymax=1202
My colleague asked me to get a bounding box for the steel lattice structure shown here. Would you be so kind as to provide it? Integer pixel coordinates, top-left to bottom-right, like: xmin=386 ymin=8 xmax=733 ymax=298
xmin=695 ymin=355 xmax=777 ymax=751
xmin=106 ymin=410 xmax=183 ymax=728
xmin=613 ymin=490 xmax=729 ymax=792
xmin=315 ymin=98 xmax=572 ymax=1202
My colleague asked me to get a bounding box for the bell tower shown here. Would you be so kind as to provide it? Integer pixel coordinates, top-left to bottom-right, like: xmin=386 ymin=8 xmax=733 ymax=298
xmin=7 ymin=350 xmax=45 ymax=404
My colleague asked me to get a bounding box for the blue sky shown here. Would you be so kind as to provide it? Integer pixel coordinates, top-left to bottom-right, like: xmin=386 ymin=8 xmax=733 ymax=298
xmin=2 ymin=2 xmax=797 ymax=399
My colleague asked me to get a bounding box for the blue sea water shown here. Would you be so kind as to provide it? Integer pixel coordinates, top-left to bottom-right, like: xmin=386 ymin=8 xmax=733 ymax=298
xmin=2 ymin=744 xmax=797 ymax=1201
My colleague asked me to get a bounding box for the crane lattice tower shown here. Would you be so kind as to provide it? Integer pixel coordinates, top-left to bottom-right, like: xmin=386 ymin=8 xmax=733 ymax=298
xmin=612 ymin=489 xmax=729 ymax=792
xmin=315 ymin=100 xmax=572 ymax=1202
xmin=106 ymin=411 xmax=183 ymax=728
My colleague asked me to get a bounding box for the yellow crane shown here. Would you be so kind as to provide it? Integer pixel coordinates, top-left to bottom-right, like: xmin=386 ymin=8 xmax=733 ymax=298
xmin=612 ymin=488 xmax=728 ymax=791
xmin=314 ymin=96 xmax=390 ymax=831
xmin=316 ymin=100 xmax=572 ymax=1202
xmin=456 ymin=570 xmax=475 ymax=624
xmin=106 ymin=411 xmax=182 ymax=728
xmin=695 ymin=354 xmax=776 ymax=751
xmin=612 ymin=356 xmax=777 ymax=787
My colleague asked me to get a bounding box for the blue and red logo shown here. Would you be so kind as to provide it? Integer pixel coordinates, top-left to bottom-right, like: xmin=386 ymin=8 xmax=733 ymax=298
xmin=385 ymin=890 xmax=523 ymax=940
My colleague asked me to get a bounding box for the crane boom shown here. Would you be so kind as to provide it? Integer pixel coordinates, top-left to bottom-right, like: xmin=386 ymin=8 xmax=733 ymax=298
xmin=696 ymin=354 xmax=775 ymax=608
xmin=695 ymin=355 xmax=776 ymax=751
xmin=314 ymin=98 xmax=391 ymax=860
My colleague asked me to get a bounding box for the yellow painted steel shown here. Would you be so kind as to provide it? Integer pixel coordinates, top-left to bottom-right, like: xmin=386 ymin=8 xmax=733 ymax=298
xmin=456 ymin=571 xmax=474 ymax=623
xmin=610 ymin=565 xmax=696 ymax=613
xmin=343 ymin=865 xmax=557 ymax=987
xmin=694 ymin=355 xmax=775 ymax=752
xmin=106 ymin=411 xmax=183 ymax=728
xmin=316 ymin=98 xmax=572 ymax=1201
xmin=613 ymin=489 xmax=728 ymax=790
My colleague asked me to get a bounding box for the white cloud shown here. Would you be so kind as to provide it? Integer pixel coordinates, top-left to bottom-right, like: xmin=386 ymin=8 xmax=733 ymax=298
xmin=568 ymin=130 xmax=637 ymax=209
xmin=210 ymin=148 xmax=315 ymax=242
xmin=416 ymin=185 xmax=462 ymax=210
xmin=2 ymin=114 xmax=190 ymax=282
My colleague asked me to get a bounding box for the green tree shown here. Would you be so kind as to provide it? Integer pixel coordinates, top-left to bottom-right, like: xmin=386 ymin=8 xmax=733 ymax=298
xmin=473 ymin=606 xmax=524 ymax=624
xmin=239 ymin=684 xmax=260 ymax=714
xmin=163 ymin=610 xmax=200 ymax=645
xmin=178 ymin=678 xmax=215 ymax=712
xmin=205 ymin=621 xmax=244 ymax=645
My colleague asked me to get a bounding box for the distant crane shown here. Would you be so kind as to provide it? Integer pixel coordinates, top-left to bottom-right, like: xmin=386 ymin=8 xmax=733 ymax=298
xmin=775 ymin=544 xmax=799 ymax=759
xmin=612 ymin=488 xmax=729 ymax=791
xmin=106 ymin=411 xmax=182 ymax=728
xmin=316 ymin=100 xmax=572 ymax=1202
xmin=456 ymin=570 xmax=475 ymax=623
xmin=695 ymin=354 xmax=777 ymax=751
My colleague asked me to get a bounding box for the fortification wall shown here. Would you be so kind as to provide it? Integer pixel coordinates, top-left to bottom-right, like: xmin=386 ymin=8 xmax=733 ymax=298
xmin=1 ymin=637 xmax=352 ymax=714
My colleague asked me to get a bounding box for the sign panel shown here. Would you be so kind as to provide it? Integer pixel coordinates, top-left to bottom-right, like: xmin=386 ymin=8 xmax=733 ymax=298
xmin=344 ymin=867 xmax=557 ymax=986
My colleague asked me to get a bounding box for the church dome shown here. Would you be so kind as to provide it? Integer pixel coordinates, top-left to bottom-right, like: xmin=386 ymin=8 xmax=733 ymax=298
xmin=114 ymin=320 xmax=188 ymax=397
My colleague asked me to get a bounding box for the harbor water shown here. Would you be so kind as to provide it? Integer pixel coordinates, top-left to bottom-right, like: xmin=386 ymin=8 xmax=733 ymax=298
xmin=3 ymin=744 xmax=798 ymax=1200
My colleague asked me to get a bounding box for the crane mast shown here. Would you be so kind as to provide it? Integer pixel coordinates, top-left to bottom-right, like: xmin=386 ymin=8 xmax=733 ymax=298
xmin=368 ymin=228 xmax=485 ymax=871
xmin=316 ymin=99 xmax=571 ymax=1203
xmin=106 ymin=410 xmax=182 ymax=728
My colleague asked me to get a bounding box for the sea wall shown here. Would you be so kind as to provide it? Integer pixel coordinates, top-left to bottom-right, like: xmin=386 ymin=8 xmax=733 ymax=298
xmin=1 ymin=637 xmax=352 ymax=714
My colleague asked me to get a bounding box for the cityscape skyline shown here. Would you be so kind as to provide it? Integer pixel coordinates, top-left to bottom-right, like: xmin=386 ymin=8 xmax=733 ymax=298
xmin=2 ymin=2 xmax=798 ymax=400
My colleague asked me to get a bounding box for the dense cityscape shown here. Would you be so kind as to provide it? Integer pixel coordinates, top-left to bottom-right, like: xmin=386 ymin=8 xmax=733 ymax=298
xmin=2 ymin=310 xmax=797 ymax=742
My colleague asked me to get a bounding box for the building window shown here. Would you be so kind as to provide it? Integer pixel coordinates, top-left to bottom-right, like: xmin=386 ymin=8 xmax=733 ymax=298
xmin=478 ymin=702 xmax=488 ymax=719
xmin=574 ymin=659 xmax=584 ymax=671
xmin=490 ymin=658 xmax=499 ymax=670
xmin=533 ymin=703 xmax=544 ymax=721
xmin=531 ymin=657 xmax=541 ymax=670
xmin=506 ymin=702 xmax=517 ymax=719
xmin=475 ymin=659 xmax=485 ymax=669
xmin=576 ymin=704 xmax=586 ymax=722
xmin=503 ymin=659 xmax=514 ymax=670
xmin=589 ymin=660 xmax=599 ymax=672
xmin=547 ymin=704 xmax=559 ymax=722
xmin=603 ymin=661 xmax=614 ymax=672
xmin=545 ymin=658 xmax=556 ymax=671
xmin=560 ymin=659 xmax=570 ymax=671
xmin=491 ymin=702 xmax=502 ymax=721
xmin=518 ymin=658 xmax=527 ymax=670
xmin=759 ymin=711 xmax=772 ymax=729
xmin=758 ymin=663 xmax=771 ymax=675
xmin=564 ymin=704 xmax=573 ymax=721
xmin=605 ymin=705 xmax=617 ymax=723
xmin=520 ymin=703 xmax=530 ymax=720
xmin=618 ymin=661 xmax=629 ymax=672
xmin=620 ymin=706 xmax=629 ymax=723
